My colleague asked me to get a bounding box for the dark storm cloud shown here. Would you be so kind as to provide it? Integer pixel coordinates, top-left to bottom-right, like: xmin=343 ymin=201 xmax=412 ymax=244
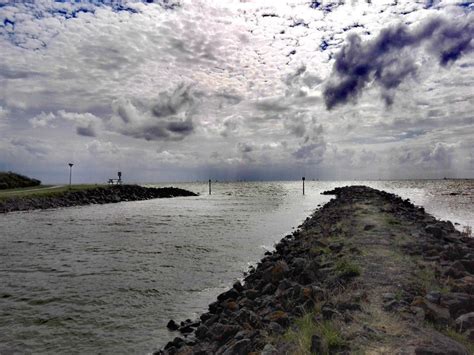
xmin=238 ymin=142 xmax=254 ymax=153
xmin=323 ymin=14 xmax=474 ymax=109
xmin=152 ymin=84 xmax=195 ymax=118
xmin=166 ymin=119 xmax=194 ymax=134
xmin=76 ymin=125 xmax=97 ymax=137
xmin=112 ymin=84 xmax=197 ymax=141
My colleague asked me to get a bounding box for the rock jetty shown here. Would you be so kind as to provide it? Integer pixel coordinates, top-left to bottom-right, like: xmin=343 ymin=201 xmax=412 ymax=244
xmin=0 ymin=185 xmax=197 ymax=213
xmin=157 ymin=186 xmax=474 ymax=354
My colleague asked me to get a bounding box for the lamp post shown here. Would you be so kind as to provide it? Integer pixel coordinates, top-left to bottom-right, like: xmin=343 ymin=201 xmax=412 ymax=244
xmin=68 ymin=163 xmax=74 ymax=188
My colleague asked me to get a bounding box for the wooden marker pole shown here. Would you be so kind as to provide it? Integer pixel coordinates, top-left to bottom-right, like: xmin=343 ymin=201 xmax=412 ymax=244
xmin=209 ymin=179 xmax=211 ymax=195
xmin=302 ymin=176 xmax=305 ymax=195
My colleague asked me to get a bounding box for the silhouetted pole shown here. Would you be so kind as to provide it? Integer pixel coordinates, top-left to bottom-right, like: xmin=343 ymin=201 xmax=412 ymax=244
xmin=68 ymin=163 xmax=74 ymax=188
xmin=302 ymin=176 xmax=305 ymax=195
xmin=209 ymin=179 xmax=211 ymax=195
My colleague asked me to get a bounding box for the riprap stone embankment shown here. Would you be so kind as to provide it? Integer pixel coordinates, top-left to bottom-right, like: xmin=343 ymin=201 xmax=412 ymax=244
xmin=158 ymin=185 xmax=474 ymax=354
xmin=0 ymin=185 xmax=198 ymax=213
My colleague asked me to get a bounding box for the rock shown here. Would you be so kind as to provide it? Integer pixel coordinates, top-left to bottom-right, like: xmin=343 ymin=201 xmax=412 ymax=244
xmin=267 ymin=311 xmax=289 ymax=327
xmin=329 ymin=242 xmax=344 ymax=252
xmin=244 ymin=289 xmax=259 ymax=300
xmin=235 ymin=309 xmax=261 ymax=328
xmin=382 ymin=293 xmax=396 ymax=301
xmin=460 ymin=259 xmax=474 ymax=274
xmin=311 ymin=285 xmax=325 ymax=301
xmin=425 ymin=225 xmax=444 ymax=239
xmin=167 ymin=319 xmax=179 ymax=331
xmin=165 ymin=337 xmax=185 ymax=350
xmin=411 ymin=306 xmax=426 ymax=322
xmin=268 ymin=321 xmax=284 ymax=334
xmin=262 ymin=283 xmax=276 ymax=295
xmin=270 ymin=260 xmax=289 ymax=284
xmin=426 ymin=291 xmax=441 ymax=304
xmin=412 ymin=334 xmax=470 ymax=355
xmin=337 ymin=302 xmax=362 ymax=312
xmin=465 ymin=329 xmax=474 ymax=341
xmin=310 ymin=335 xmax=323 ymax=353
xmin=383 ymin=300 xmax=399 ymax=312
xmin=412 ymin=297 xmax=450 ymax=325
xmin=179 ymin=325 xmax=193 ymax=334
xmin=209 ymin=323 xmax=240 ymax=342
xmin=217 ymin=288 xmax=240 ymax=302
xmin=440 ymin=293 xmax=474 ymax=318
xmin=222 ymin=339 xmax=251 ymax=355
xmin=451 ymin=276 xmax=474 ymax=294
xmin=233 ymin=281 xmax=244 ymax=292
xmin=322 ymin=306 xmax=339 ymax=320
xmin=455 ymin=312 xmax=474 ymax=332
xmin=195 ymin=325 xmax=208 ymax=339
xmin=224 ymin=300 xmax=239 ymax=312
xmin=208 ymin=301 xmax=222 ymax=314
xmin=292 ymin=257 xmax=307 ymax=271
xmin=261 ymin=344 xmax=278 ymax=355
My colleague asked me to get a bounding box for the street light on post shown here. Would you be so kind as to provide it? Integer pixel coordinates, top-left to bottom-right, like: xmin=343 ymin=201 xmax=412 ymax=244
xmin=68 ymin=163 xmax=74 ymax=188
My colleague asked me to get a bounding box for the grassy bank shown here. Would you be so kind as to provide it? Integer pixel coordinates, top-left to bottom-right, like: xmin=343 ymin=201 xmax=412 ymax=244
xmin=0 ymin=184 xmax=197 ymax=213
xmin=0 ymin=172 xmax=41 ymax=190
xmin=0 ymin=184 xmax=106 ymax=201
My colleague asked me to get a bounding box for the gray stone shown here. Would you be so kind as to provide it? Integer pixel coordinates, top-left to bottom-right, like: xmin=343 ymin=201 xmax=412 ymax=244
xmin=455 ymin=312 xmax=474 ymax=332
xmin=426 ymin=291 xmax=441 ymax=304
xmin=222 ymin=339 xmax=251 ymax=355
xmin=261 ymin=344 xmax=278 ymax=355
xmin=382 ymin=292 xmax=396 ymax=301
xmin=310 ymin=335 xmax=323 ymax=353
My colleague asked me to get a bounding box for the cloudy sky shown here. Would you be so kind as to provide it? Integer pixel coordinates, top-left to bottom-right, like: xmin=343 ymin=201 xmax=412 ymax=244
xmin=0 ymin=0 xmax=473 ymax=183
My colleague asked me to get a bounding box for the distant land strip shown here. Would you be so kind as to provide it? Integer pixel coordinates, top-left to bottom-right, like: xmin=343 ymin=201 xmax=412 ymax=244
xmin=157 ymin=186 xmax=474 ymax=354
xmin=0 ymin=185 xmax=198 ymax=213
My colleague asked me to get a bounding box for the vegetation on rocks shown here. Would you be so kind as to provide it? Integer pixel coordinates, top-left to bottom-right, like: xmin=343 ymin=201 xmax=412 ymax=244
xmin=157 ymin=186 xmax=474 ymax=355
xmin=0 ymin=185 xmax=198 ymax=213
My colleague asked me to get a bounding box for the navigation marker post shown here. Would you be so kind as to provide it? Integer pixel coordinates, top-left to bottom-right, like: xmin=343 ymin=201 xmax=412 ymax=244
xmin=68 ymin=163 xmax=74 ymax=188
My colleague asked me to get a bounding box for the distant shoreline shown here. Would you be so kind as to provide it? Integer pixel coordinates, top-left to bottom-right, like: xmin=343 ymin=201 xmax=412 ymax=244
xmin=0 ymin=185 xmax=198 ymax=214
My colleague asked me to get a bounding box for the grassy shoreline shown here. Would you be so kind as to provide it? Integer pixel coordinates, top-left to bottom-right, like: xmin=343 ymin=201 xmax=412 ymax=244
xmin=0 ymin=185 xmax=197 ymax=213
xmin=0 ymin=184 xmax=106 ymax=200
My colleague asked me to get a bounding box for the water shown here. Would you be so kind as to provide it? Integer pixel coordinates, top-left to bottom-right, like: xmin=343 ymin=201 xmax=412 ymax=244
xmin=0 ymin=180 xmax=472 ymax=354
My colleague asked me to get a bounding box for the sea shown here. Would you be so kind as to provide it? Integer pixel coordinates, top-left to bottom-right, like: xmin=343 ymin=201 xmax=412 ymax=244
xmin=0 ymin=180 xmax=472 ymax=354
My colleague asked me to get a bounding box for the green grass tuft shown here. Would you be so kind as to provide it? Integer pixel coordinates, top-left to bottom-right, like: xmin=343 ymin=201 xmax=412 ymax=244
xmin=335 ymin=259 xmax=361 ymax=278
xmin=282 ymin=311 xmax=346 ymax=355
xmin=0 ymin=184 xmax=108 ymax=201
xmin=442 ymin=327 xmax=474 ymax=354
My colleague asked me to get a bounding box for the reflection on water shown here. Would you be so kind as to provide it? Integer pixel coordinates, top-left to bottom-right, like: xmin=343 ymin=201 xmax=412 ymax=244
xmin=0 ymin=180 xmax=472 ymax=354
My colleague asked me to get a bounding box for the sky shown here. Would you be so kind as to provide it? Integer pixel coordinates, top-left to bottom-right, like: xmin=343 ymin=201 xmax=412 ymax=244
xmin=0 ymin=0 xmax=473 ymax=183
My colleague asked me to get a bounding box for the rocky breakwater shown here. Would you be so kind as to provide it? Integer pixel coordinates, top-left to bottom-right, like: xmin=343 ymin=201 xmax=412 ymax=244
xmin=0 ymin=185 xmax=197 ymax=213
xmin=157 ymin=185 xmax=474 ymax=354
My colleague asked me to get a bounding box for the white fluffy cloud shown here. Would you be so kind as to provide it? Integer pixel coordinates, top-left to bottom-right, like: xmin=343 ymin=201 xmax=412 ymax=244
xmin=0 ymin=0 xmax=473 ymax=182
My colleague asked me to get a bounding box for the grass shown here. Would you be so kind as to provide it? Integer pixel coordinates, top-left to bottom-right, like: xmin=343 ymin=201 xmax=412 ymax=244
xmin=442 ymin=327 xmax=474 ymax=354
xmin=414 ymin=264 xmax=450 ymax=294
xmin=425 ymin=322 xmax=474 ymax=354
xmin=281 ymin=311 xmax=346 ymax=355
xmin=461 ymin=225 xmax=472 ymax=238
xmin=0 ymin=184 xmax=107 ymax=200
xmin=384 ymin=215 xmax=401 ymax=226
xmin=335 ymin=258 xmax=361 ymax=278
xmin=310 ymin=246 xmax=331 ymax=256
